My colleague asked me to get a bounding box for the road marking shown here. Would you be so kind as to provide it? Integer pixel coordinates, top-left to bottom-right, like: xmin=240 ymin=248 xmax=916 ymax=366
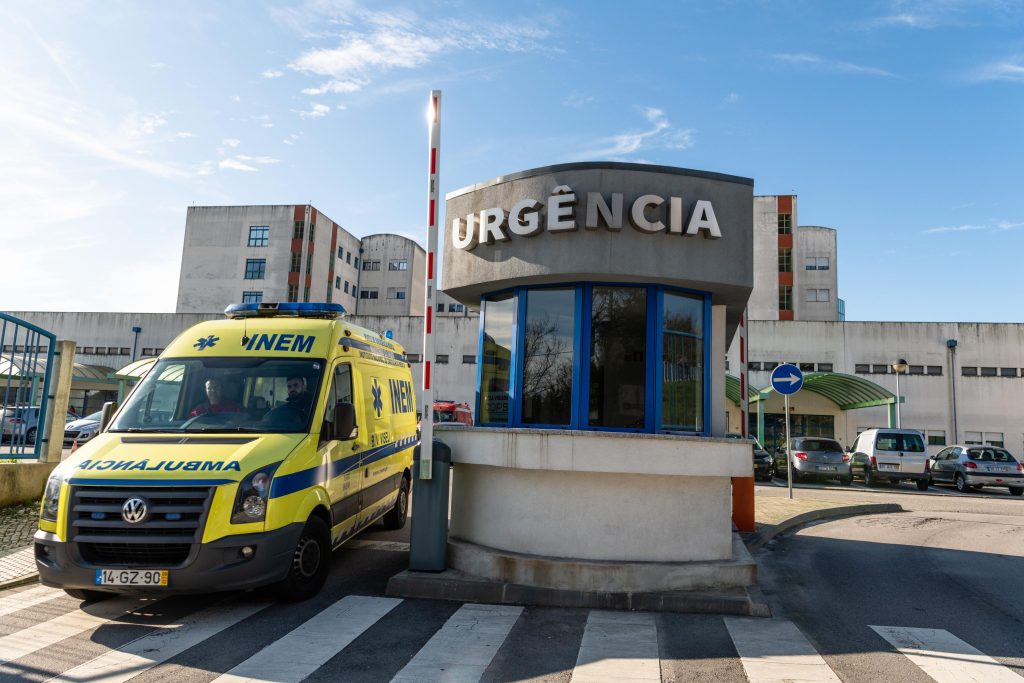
xmin=571 ymin=610 xmax=660 ymax=683
xmin=0 ymin=596 xmax=151 ymax=666
xmin=391 ymin=603 xmax=522 ymax=682
xmin=870 ymin=625 xmax=1024 ymax=682
xmin=49 ymin=599 xmax=269 ymax=683
xmin=346 ymin=540 xmax=411 ymax=552
xmin=724 ymin=617 xmax=840 ymax=682
xmin=0 ymin=585 xmax=65 ymax=618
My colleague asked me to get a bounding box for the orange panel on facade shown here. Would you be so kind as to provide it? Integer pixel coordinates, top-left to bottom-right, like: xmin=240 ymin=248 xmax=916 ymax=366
xmin=777 ymin=195 xmax=793 ymax=213
xmin=777 ymin=234 xmax=793 ymax=249
xmin=778 ymin=271 xmax=793 ymax=286
xmin=779 ymin=310 xmax=794 ymax=321
xmin=293 ymin=205 xmax=305 ymax=221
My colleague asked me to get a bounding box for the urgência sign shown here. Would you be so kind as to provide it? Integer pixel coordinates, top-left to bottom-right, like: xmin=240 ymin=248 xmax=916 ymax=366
xmin=452 ymin=185 xmax=722 ymax=251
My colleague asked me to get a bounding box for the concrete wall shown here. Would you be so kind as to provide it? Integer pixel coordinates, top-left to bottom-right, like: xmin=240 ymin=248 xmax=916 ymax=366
xmin=355 ymin=234 xmax=425 ymax=316
xmin=749 ymin=196 xmax=783 ymax=321
xmin=794 ymin=226 xmax=838 ymax=321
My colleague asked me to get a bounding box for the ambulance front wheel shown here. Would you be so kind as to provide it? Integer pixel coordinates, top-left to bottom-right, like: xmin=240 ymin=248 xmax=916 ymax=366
xmin=382 ymin=476 xmax=410 ymax=530
xmin=277 ymin=515 xmax=331 ymax=601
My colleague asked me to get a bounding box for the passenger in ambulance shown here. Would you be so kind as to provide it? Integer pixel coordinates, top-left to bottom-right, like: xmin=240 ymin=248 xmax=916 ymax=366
xmin=190 ymin=378 xmax=241 ymax=417
xmin=285 ymin=375 xmax=314 ymax=415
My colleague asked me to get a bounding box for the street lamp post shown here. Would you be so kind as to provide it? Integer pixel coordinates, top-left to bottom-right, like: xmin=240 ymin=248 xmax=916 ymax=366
xmin=892 ymin=358 xmax=908 ymax=428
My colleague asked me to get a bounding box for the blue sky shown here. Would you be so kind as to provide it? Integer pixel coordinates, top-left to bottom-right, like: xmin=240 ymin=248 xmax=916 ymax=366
xmin=1 ymin=0 xmax=1022 ymax=321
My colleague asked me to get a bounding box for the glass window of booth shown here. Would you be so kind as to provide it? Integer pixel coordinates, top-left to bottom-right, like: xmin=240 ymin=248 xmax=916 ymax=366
xmin=480 ymin=293 xmax=514 ymax=424
xmin=522 ymin=288 xmax=575 ymax=426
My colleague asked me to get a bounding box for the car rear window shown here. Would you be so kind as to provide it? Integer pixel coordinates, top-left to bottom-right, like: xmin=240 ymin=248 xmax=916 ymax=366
xmin=967 ymin=448 xmax=1016 ymax=463
xmin=875 ymin=433 xmax=925 ymax=452
xmin=797 ymin=439 xmax=842 ymax=452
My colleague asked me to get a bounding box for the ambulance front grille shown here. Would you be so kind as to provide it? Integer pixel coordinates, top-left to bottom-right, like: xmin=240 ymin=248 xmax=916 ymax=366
xmin=68 ymin=486 xmax=214 ymax=566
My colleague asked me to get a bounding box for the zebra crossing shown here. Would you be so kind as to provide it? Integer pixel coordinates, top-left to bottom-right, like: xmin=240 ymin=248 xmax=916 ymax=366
xmin=0 ymin=584 xmax=1021 ymax=682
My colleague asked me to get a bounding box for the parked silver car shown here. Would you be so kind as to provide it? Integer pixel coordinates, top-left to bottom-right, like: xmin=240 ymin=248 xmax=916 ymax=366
xmin=63 ymin=411 xmax=103 ymax=448
xmin=777 ymin=437 xmax=852 ymax=485
xmin=929 ymin=445 xmax=1024 ymax=495
xmin=1 ymin=406 xmax=78 ymax=444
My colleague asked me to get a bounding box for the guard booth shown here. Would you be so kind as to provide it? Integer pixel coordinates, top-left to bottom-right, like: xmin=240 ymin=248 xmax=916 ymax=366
xmin=407 ymin=163 xmax=759 ymax=603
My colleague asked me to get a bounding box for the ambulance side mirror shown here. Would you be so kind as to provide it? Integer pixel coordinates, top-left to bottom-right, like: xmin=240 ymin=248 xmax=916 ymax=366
xmin=99 ymin=401 xmax=118 ymax=433
xmin=334 ymin=402 xmax=357 ymax=441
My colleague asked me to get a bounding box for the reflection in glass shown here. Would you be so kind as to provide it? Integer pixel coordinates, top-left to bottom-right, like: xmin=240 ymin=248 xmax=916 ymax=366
xmin=480 ymin=293 xmax=514 ymax=423
xmin=589 ymin=287 xmax=647 ymax=428
xmin=662 ymin=291 xmax=704 ymax=432
xmin=522 ymin=289 xmax=575 ymax=425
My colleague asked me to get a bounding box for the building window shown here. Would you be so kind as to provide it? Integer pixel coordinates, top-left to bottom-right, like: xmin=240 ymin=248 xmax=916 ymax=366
xmin=927 ymin=365 xmax=943 ymax=376
xmin=363 ymin=260 xmax=381 ymax=271
xmin=926 ymin=430 xmax=946 ymax=446
xmin=335 ymin=276 xmax=341 ymax=289
xmin=779 ymin=285 xmax=792 ymax=311
xmin=346 ymin=252 xmax=352 ymax=265
xmin=287 ymin=284 xmax=298 ymax=302
xmin=407 ymin=354 xmax=422 ymax=363
xmin=389 ymin=259 xmax=409 ymax=271
xmin=290 ymin=252 xmax=301 ymax=273
xmin=387 ymin=287 xmax=407 ymax=300
xmin=984 ymin=432 xmax=1004 ymax=447
xmin=305 ymin=260 xmax=312 ymax=275
xmin=337 ymin=247 xmax=344 ymax=260
xmin=799 ymin=362 xmax=815 ymax=372
xmin=964 ymin=431 xmax=982 ymax=445
xmin=748 ymin=362 xmax=762 ymax=371
xmin=871 ymin=364 xmax=889 ymax=374
xmin=354 ymin=257 xmax=359 ymax=269
xmin=909 ymin=365 xmax=924 ymax=375
xmin=818 ymin=363 xmax=834 ymax=372
xmin=244 ymin=259 xmax=266 ymax=280
xmin=241 ymin=291 xmax=263 ymax=304
xmin=522 ymin=288 xmax=575 ymax=426
xmin=806 ymin=288 xmax=831 ymax=302
xmin=293 ymin=221 xmax=304 ymax=239
xmin=344 ymin=281 xmax=349 ymax=294
xmin=359 ymin=288 xmax=379 ymax=300
xmin=980 ymin=366 xmax=997 ymax=377
xmin=463 ymin=354 xmax=477 ymax=364
xmin=437 ymin=303 xmax=445 ymax=312
xmin=1000 ymin=367 xmax=1018 ymax=377
xmin=247 ymin=226 xmax=269 ymax=247
xmin=805 ymin=256 xmax=830 ymax=270
xmin=436 ymin=354 xmax=449 ymax=364
xmin=962 ymin=366 xmax=978 ymax=376
xmin=449 ymin=304 xmax=464 ymax=313
xmin=778 ymin=248 xmax=792 ymax=273
xmin=308 ymin=222 xmax=315 ymax=241
xmin=303 ymin=285 xmax=310 ymax=302
xmin=777 ymin=213 xmax=792 ymax=234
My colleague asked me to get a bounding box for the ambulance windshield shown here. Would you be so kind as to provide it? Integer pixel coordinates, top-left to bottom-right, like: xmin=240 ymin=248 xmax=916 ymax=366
xmin=109 ymin=358 xmax=325 ymax=434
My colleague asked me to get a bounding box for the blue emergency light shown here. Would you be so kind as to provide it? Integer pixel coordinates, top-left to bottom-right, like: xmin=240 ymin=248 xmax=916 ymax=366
xmin=224 ymin=302 xmax=346 ymax=319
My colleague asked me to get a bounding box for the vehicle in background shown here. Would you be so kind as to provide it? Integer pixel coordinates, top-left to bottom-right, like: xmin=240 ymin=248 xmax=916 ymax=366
xmin=63 ymin=411 xmax=103 ymax=448
xmin=849 ymin=428 xmax=930 ymax=490
xmin=726 ymin=433 xmax=774 ymax=482
xmin=1 ymin=406 xmax=78 ymax=444
xmin=776 ymin=437 xmax=852 ymax=485
xmin=929 ymin=445 xmax=1024 ymax=495
xmin=433 ymin=400 xmax=472 ymax=426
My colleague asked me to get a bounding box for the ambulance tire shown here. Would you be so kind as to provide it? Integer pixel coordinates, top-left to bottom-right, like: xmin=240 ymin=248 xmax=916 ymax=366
xmin=64 ymin=588 xmax=110 ymax=602
xmin=277 ymin=515 xmax=331 ymax=602
xmin=382 ymin=476 xmax=410 ymax=530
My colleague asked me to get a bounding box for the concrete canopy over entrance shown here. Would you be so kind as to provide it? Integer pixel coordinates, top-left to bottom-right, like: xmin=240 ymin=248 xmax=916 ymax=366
xmin=726 ymin=371 xmax=903 ymax=446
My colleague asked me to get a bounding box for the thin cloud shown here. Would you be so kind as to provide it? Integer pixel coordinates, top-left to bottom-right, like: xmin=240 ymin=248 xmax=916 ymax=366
xmin=925 ymin=220 xmax=1023 ymax=234
xmin=724 ymin=91 xmax=740 ymax=104
xmin=970 ymin=56 xmax=1024 ymax=82
xmin=562 ymin=92 xmax=593 ymax=108
xmin=573 ymin=107 xmax=694 ymax=160
xmin=924 ymin=224 xmax=986 ymax=234
xmin=262 ymin=69 xmax=284 ymax=79
xmin=219 ymin=158 xmax=258 ymax=172
xmin=283 ymin=133 xmax=302 ymax=145
xmin=174 ymin=131 xmax=196 ymax=139
xmin=222 ymin=138 xmax=241 ymax=147
xmin=236 ymin=154 xmax=279 ymax=164
xmin=771 ymin=52 xmax=899 ymax=78
xmin=285 ymin=7 xmax=552 ymax=96
xmin=293 ymin=103 xmax=331 ymax=119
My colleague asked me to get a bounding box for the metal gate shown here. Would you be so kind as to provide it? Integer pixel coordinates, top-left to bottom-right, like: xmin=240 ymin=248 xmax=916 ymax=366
xmin=0 ymin=313 xmax=57 ymax=459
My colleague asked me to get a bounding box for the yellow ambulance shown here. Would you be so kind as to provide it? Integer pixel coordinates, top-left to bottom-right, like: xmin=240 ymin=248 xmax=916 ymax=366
xmin=35 ymin=302 xmax=417 ymax=601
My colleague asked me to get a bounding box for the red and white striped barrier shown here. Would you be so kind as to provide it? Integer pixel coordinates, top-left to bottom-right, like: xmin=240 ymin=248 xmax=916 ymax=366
xmin=419 ymin=91 xmax=441 ymax=479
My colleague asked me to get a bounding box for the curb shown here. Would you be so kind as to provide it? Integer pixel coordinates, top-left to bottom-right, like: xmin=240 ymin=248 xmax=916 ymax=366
xmin=0 ymin=572 xmax=39 ymax=592
xmin=745 ymin=502 xmax=903 ymax=551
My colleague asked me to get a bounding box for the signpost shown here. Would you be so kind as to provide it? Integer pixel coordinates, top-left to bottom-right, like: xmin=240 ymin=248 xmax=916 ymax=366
xmin=771 ymin=363 xmax=803 ymax=499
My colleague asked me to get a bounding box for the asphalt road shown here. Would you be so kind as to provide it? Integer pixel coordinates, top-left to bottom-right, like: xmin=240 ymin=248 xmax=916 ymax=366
xmin=757 ymin=507 xmax=1024 ymax=680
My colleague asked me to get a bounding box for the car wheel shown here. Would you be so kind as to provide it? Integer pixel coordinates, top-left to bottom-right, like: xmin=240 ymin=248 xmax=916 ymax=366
xmin=382 ymin=476 xmax=410 ymax=530
xmin=840 ymin=475 xmax=852 ymax=486
xmin=1010 ymin=487 xmax=1023 ymax=497
xmin=916 ymin=479 xmax=930 ymax=492
xmin=26 ymin=428 xmax=36 ymax=445
xmin=865 ymin=467 xmax=876 ymax=488
xmin=276 ymin=515 xmax=331 ymax=602
xmin=955 ymin=473 xmax=968 ymax=493
xmin=64 ymin=588 xmax=110 ymax=602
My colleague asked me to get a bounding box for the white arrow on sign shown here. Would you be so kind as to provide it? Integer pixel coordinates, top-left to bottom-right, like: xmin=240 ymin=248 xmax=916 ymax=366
xmin=775 ymin=373 xmax=801 ymax=386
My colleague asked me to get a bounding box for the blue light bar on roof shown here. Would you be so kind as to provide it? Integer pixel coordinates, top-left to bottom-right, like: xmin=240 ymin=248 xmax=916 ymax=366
xmin=224 ymin=302 xmax=346 ymax=319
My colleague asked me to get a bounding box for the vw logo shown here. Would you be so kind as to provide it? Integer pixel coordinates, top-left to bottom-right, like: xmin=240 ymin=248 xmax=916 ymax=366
xmin=121 ymin=497 xmax=149 ymax=524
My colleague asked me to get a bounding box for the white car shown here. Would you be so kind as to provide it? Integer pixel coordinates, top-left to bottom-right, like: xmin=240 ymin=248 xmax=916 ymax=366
xmin=63 ymin=411 xmax=102 ymax=448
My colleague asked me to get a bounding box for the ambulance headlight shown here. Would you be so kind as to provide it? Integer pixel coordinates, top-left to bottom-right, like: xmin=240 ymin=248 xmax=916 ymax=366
xmin=41 ymin=474 xmax=62 ymax=522
xmin=231 ymin=462 xmax=282 ymax=524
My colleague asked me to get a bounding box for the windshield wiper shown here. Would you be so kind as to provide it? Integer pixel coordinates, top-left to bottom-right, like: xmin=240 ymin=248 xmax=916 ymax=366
xmin=109 ymin=428 xmax=183 ymax=433
xmin=183 ymin=427 xmax=262 ymax=433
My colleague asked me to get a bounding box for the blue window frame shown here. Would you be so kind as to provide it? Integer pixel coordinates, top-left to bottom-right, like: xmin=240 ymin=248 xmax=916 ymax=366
xmin=244 ymin=259 xmax=266 ymax=280
xmin=247 ymin=226 xmax=269 ymax=247
xmin=241 ymin=290 xmax=263 ymax=304
xmin=476 ymin=283 xmax=711 ymax=435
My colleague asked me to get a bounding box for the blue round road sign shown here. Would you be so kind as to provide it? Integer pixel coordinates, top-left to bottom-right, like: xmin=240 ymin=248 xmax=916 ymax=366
xmin=771 ymin=363 xmax=804 ymax=395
